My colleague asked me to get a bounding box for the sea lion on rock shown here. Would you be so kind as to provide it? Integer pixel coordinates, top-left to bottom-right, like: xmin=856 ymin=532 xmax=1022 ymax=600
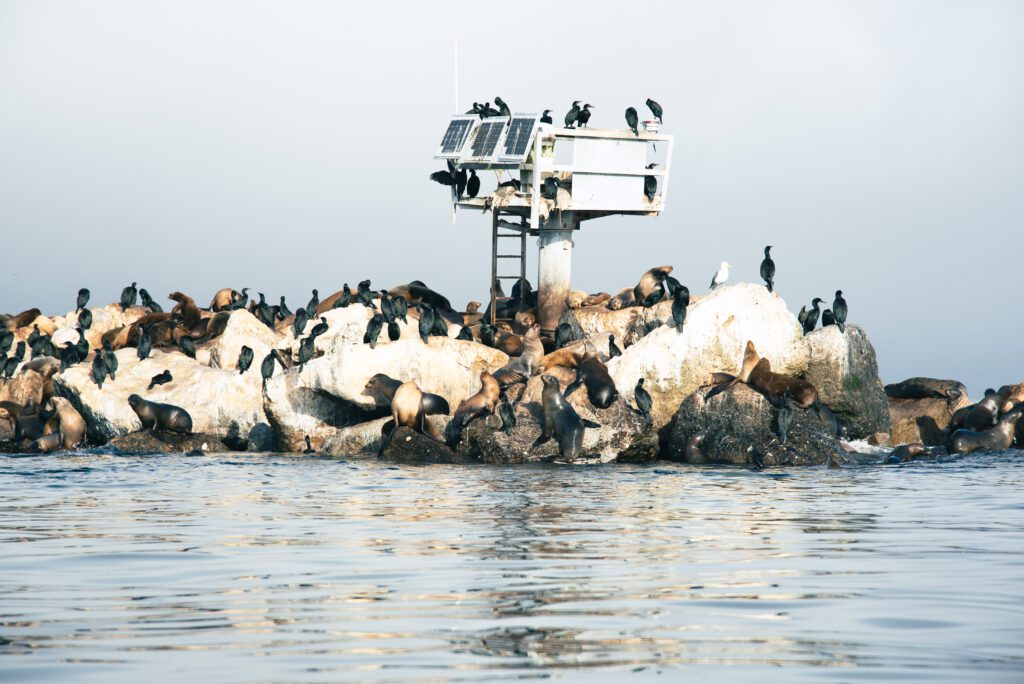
xmin=605 ymin=287 xmax=636 ymax=310
xmin=949 ymin=409 xmax=1022 ymax=454
xmin=209 ymin=288 xmax=238 ymax=311
xmin=532 ymin=374 xmax=585 ymax=463
xmin=378 ymin=381 xmax=444 ymax=456
xmin=168 ymin=292 xmax=202 ymax=332
xmin=364 ymin=373 xmax=450 ymax=416
xmin=492 ymin=326 xmax=543 ymax=388
xmin=29 ymin=430 xmax=63 ymax=453
xmin=539 ymin=346 xmax=584 ymax=373
xmin=446 ymin=371 xmax=501 ymax=445
xmin=997 ymin=383 xmax=1024 ymax=414
xmin=963 ymin=390 xmax=1004 ymax=431
xmin=50 ymin=397 xmax=86 ymax=449
xmin=565 ymin=290 xmax=589 ymax=309
xmin=886 ymin=443 xmax=930 ymax=463
xmin=742 ymin=341 xmax=818 ymax=409
xmin=582 ymin=292 xmax=611 ymax=308
xmin=5 ymin=308 xmax=41 ymax=332
xmin=633 ymin=265 xmax=672 ymax=307
xmin=565 ymin=342 xmax=618 ymax=409
xmin=127 ymin=394 xmax=193 ymax=434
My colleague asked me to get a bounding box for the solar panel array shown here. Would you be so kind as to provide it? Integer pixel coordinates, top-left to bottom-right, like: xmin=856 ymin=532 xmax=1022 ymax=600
xmin=462 ymin=118 xmax=508 ymax=162
xmin=497 ymin=115 xmax=538 ymax=163
xmin=435 ymin=116 xmax=477 ymax=159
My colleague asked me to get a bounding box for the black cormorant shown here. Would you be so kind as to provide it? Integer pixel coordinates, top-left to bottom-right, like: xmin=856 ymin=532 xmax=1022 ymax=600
xmin=363 ymin=313 xmax=383 ymax=349
xmin=625 ymin=107 xmax=639 ymax=136
xmin=760 ymin=245 xmax=775 ymax=293
xmin=494 ymin=96 xmax=511 ymax=118
xmin=91 ymin=352 xmax=107 ymax=389
xmin=178 ymin=335 xmax=196 ymax=359
xmin=822 ymin=309 xmax=836 ymax=327
xmin=76 ymin=288 xmax=90 ymax=312
xmin=309 ymin=317 xmax=328 ymax=339
xmin=644 ymin=162 xmax=657 ymax=202
xmin=540 ymin=109 xmax=553 ymax=124
xmin=139 ymin=289 xmax=162 ymax=312
xmin=498 ymin=391 xmax=516 ymax=435
xmin=564 ymin=101 xmax=581 ymax=128
xmin=292 ymin=307 xmax=309 ymax=337
xmin=137 ymin=326 xmax=152 ymax=360
xmin=417 ymin=304 xmax=435 ymax=344
xmin=833 ymin=290 xmax=848 ymax=332
xmin=634 ymin=378 xmax=653 ymax=424
xmin=306 ymin=289 xmax=319 ymax=317
xmin=120 ymin=282 xmax=138 ymax=311
xmin=148 ymin=370 xmax=172 ymax=390
xmin=801 ymin=298 xmax=824 ymax=334
xmin=608 ymin=335 xmax=622 ymax=358
xmin=237 ymin=345 xmax=254 ymax=374
xmin=277 ymin=296 xmax=292 ymax=320
xmin=578 ymin=104 xmax=593 ymax=127
xmin=466 ymin=169 xmax=480 ymax=198
xmin=645 ymin=98 xmax=663 ymax=123
xmin=297 ymin=335 xmax=314 ymax=371
xmin=334 ymin=285 xmax=351 ymax=308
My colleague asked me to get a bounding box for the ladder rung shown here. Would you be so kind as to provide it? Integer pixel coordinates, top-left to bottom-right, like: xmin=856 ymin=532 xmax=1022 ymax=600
xmin=496 ymin=255 xmax=522 ymax=259
xmin=496 ymin=275 xmax=523 ymax=279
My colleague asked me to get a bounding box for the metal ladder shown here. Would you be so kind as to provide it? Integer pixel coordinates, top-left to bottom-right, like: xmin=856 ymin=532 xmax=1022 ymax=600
xmin=489 ymin=207 xmax=527 ymax=325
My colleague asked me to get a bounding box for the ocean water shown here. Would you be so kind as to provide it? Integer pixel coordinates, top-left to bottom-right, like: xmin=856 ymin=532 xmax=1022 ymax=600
xmin=1 ymin=451 xmax=1022 ymax=683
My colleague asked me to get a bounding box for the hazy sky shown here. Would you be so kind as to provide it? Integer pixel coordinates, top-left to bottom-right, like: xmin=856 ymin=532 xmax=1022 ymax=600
xmin=1 ymin=0 xmax=1021 ymax=395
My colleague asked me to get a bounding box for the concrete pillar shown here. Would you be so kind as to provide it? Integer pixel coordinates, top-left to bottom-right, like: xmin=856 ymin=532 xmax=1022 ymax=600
xmin=537 ymin=211 xmax=576 ymax=335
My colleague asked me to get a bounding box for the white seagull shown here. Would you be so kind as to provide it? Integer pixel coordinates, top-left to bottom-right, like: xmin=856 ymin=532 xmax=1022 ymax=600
xmin=710 ymin=261 xmax=731 ymax=290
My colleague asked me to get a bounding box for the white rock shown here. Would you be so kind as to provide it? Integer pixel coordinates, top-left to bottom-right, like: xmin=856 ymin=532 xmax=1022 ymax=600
xmin=201 ymin=309 xmax=283 ymax=371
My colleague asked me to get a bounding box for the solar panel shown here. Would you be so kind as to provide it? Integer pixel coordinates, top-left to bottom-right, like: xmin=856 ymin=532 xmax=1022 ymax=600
xmin=435 ymin=116 xmax=478 ymax=159
xmin=496 ymin=114 xmax=539 ymax=163
xmin=460 ymin=117 xmax=508 ymax=163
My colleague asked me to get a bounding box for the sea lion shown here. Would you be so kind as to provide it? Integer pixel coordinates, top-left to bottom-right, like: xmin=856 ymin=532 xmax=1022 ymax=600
xmin=963 ymin=390 xmax=1004 ymax=431
xmin=168 ymin=292 xmax=202 ymax=332
xmin=539 ymin=346 xmax=584 ymax=372
xmin=949 ymin=409 xmax=1022 ymax=454
xmin=494 ymin=330 xmax=525 ymax=357
xmin=446 ymin=371 xmax=501 ymax=445
xmin=886 ymin=443 xmax=930 ymax=463
xmin=16 ymin=401 xmax=45 ymax=442
xmin=377 ymin=381 xmax=444 ymax=456
xmin=5 ymin=308 xmax=41 ymax=331
xmin=748 ymin=357 xmax=818 ymax=409
xmin=29 ymin=430 xmax=63 ymax=453
xmin=997 ymin=383 xmax=1024 ymax=414
xmin=633 ymin=265 xmax=672 ymax=308
xmin=532 ymin=374 xmax=585 ymax=462
xmin=363 ymin=373 xmax=450 ymax=415
xmin=48 ymin=397 xmax=86 ymax=449
xmin=704 ymin=341 xmax=762 ymax=400
xmin=492 ymin=326 xmax=543 ymax=388
xmin=884 ymin=377 xmax=967 ymax=401
xmin=582 ymin=292 xmax=611 ymax=308
xmin=566 ymin=342 xmax=618 ymax=409
xmin=684 ymin=431 xmax=707 ymax=464
xmin=565 ymin=290 xmax=589 ymax=309
xmin=127 ymin=394 xmax=193 ymax=434
xmin=209 ymin=288 xmax=238 ymax=312
xmin=605 ymin=287 xmax=636 ymax=311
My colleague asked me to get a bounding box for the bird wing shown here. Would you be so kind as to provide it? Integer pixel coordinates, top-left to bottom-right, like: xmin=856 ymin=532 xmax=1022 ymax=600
xmin=429 ymin=171 xmax=456 ymax=186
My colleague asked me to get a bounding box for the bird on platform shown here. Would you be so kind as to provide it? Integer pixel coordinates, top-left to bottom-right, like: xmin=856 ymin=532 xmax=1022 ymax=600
xmin=833 ymin=290 xmax=848 ymax=333
xmin=578 ymin=104 xmax=593 ymax=127
xmin=710 ymin=261 xmax=731 ymax=290
xmin=540 ymin=109 xmax=553 ymax=125
xmin=644 ymin=163 xmax=658 ymax=202
xmin=481 ymin=102 xmax=500 ymax=118
xmin=429 ymin=159 xmax=465 ymax=200
xmin=564 ymin=101 xmax=581 ymax=128
xmin=760 ymin=245 xmax=775 ymax=293
xmin=625 ymin=107 xmax=639 ymax=136
xmin=494 ymin=96 xmax=511 ymax=118
xmin=467 ymin=169 xmax=480 ymax=198
xmin=466 ymin=102 xmax=481 ymax=116
xmin=646 ymin=98 xmax=663 ymax=124
xmin=635 ymin=378 xmax=653 ymax=424
xmin=541 ymin=176 xmax=560 ymax=201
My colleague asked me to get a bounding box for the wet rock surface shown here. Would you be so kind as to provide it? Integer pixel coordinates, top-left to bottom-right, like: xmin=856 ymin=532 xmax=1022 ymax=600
xmin=109 ymin=430 xmax=227 ymax=454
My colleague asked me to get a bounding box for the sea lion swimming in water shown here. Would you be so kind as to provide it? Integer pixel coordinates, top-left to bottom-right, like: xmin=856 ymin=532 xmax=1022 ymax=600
xmin=949 ymin=409 xmax=1022 ymax=454
xmin=886 ymin=443 xmax=930 ymax=464
xmin=445 ymin=371 xmax=501 ymax=445
xmin=377 ymin=381 xmax=445 ymax=456
xmin=364 ymin=373 xmax=450 ymax=416
xmin=684 ymin=431 xmax=707 ymax=464
xmin=127 ymin=394 xmax=193 ymax=434
xmin=532 ymin=374 xmax=585 ymax=463
xmin=565 ymin=342 xmax=618 ymax=409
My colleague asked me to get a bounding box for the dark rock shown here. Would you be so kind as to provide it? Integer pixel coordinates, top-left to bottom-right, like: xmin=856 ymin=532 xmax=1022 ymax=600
xmin=665 ymin=383 xmax=843 ymax=466
xmin=379 ymin=426 xmax=472 ymax=464
xmin=246 ymin=422 xmax=278 ymax=452
xmin=109 ymin=430 xmax=229 ymax=455
xmin=803 ymin=325 xmax=891 ymax=440
xmin=889 ymin=396 xmax=956 ymax=446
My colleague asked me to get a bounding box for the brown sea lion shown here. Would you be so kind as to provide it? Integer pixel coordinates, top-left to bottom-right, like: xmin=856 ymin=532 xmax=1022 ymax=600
xmin=704 ymin=341 xmax=762 ymax=400
xmin=532 ymin=374 xmax=585 ymax=463
xmin=494 ymin=331 xmax=524 ymax=357
xmin=168 ymin=292 xmax=202 ymax=332
xmin=582 ymin=292 xmax=611 ymax=307
xmin=493 ymin=326 xmax=543 ymax=388
xmin=685 ymin=431 xmax=707 ymax=464
xmin=633 ymin=265 xmax=673 ymax=306
xmin=997 ymin=383 xmax=1024 ymax=414
xmin=962 ymin=389 xmax=1005 ymax=431
xmin=565 ymin=290 xmax=589 ymax=309
xmin=886 ymin=443 xmax=930 ymax=463
xmin=49 ymin=397 xmax=86 ymax=449
xmin=377 ymin=381 xmax=444 ymax=456
xmin=747 ymin=357 xmax=818 ymax=409
xmin=363 ymin=373 xmax=450 ymax=415
xmin=605 ymin=287 xmax=636 ymax=310
xmin=29 ymin=430 xmax=63 ymax=453
xmin=539 ymin=346 xmax=584 ymax=372
xmin=5 ymin=308 xmax=41 ymax=331
xmin=446 ymin=371 xmax=501 ymax=445
xmin=465 ymin=301 xmax=481 ymax=314
xmin=17 ymin=401 xmax=46 ymax=442
xmin=565 ymin=342 xmax=618 ymax=409
xmin=128 ymin=394 xmax=193 ymax=434
xmin=949 ymin=409 xmax=1022 ymax=454
xmin=209 ymin=288 xmax=238 ymax=312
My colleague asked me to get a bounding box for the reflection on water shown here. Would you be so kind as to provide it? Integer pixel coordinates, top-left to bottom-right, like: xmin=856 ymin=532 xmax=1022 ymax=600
xmin=1 ymin=453 xmax=1022 ymax=682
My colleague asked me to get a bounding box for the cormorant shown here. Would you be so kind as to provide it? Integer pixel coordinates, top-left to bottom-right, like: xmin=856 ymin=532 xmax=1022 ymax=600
xmin=292 ymin=307 xmax=309 ymax=337
xmin=833 ymin=290 xmax=848 ymax=333
xmin=137 ymin=326 xmax=152 ymax=360
xmin=2 ymin=357 xmax=17 ymax=384
xmin=540 ymin=109 xmax=553 ymax=125
xmin=479 ymin=323 xmax=496 ymax=348
xmin=303 ymin=435 xmax=315 ymax=454
xmin=139 ymin=289 xmax=162 ymax=312
xmin=237 ymin=345 xmax=254 ymax=374
xmin=380 ymin=290 xmax=396 ymax=322
xmin=494 ymin=96 xmax=511 ymax=118
xmin=356 ymin=280 xmax=376 ymax=309
xmin=334 ymin=285 xmax=351 ymax=308
xmin=178 ymin=335 xmax=196 ymax=359
xmin=148 ymin=370 xmax=172 ymax=390
xmin=466 ymin=102 xmax=481 ymax=116
xmin=392 ymin=295 xmax=408 ymax=323
xmin=27 ymin=325 xmax=41 ymax=348
xmin=625 ymin=106 xmax=639 ymax=136
xmin=760 ymin=245 xmax=775 ymax=293
xmin=387 ymin=320 xmax=400 ymax=342
xmin=417 ymin=304 xmax=435 ymax=344
xmin=541 ymin=176 xmax=560 ymax=201
xmin=646 ymin=98 xmax=663 ymax=123
xmin=578 ymin=104 xmax=593 ymax=127
xmin=102 ymin=340 xmax=118 ymax=380
xmin=277 ymin=296 xmax=292 ymax=320
xmin=233 ymin=288 xmax=250 ymax=310
xmin=309 ymin=317 xmax=328 ymax=339
xmin=429 ymin=159 xmax=464 ymax=199
xmin=305 ymin=289 xmax=319 ymax=317
xmin=496 ymin=178 xmax=522 ymax=190
xmin=363 ymin=313 xmax=383 ymax=348
xmin=255 ymin=293 xmax=275 ymax=328
xmin=260 ymin=349 xmax=284 ymax=390
xmin=0 ymin=331 xmax=12 ymax=355
xmin=430 ymin=309 xmax=448 ymax=337
xmin=641 ymin=283 xmax=665 ymax=308
xmin=75 ymin=328 xmax=89 ymax=361
xmin=91 ymin=353 xmax=107 ymax=389
xmin=801 ymin=298 xmax=824 ymax=334
xmin=466 ymin=169 xmax=480 ymax=198
xmin=644 ymin=163 xmax=658 ymax=202
xmin=498 ymin=391 xmax=516 ymax=436
xmin=564 ymin=101 xmax=581 ymax=128
xmin=76 ymin=288 xmax=90 ymax=312
xmin=710 ymin=261 xmax=731 ymax=290
xmin=78 ymin=308 xmax=93 ymax=330
xmin=481 ymin=102 xmax=500 ymax=117
xmin=60 ymin=342 xmax=78 ymax=371
xmin=776 ymin=392 xmax=794 ymax=445
xmin=297 ymin=335 xmax=314 ymax=371
xmin=555 ymin=323 xmax=575 ymax=350
xmin=456 ymin=325 xmax=473 ymax=341
xmin=120 ymin=282 xmax=137 ymax=311
xmin=13 ymin=341 xmax=25 ymax=362
xmin=634 ymin=378 xmax=653 ymax=424
xmin=822 ymin=309 xmax=836 ymax=327
xmin=608 ymin=335 xmax=622 ymax=358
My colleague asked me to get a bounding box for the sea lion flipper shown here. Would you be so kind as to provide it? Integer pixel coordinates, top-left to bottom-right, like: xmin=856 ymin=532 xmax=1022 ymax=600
xmin=531 ymin=433 xmax=551 ymax=450
xmin=704 ymin=377 xmax=738 ymax=401
xmin=581 ymin=419 xmax=601 ymax=429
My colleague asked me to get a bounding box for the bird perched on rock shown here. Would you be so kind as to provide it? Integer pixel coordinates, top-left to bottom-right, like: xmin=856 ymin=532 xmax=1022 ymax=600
xmin=148 ymin=370 xmax=172 ymax=390
xmin=292 ymin=307 xmax=309 ymax=337
xmin=363 ymin=313 xmax=383 ymax=349
xmin=456 ymin=325 xmax=474 ymax=341
xmin=60 ymin=342 xmax=78 ymax=371
xmin=76 ymin=288 xmax=90 ymax=312
xmin=137 ymin=326 xmax=152 ymax=360
xmin=102 ymin=340 xmax=118 ymax=380
xmin=334 ymin=285 xmax=351 ymax=308
xmin=498 ymin=391 xmax=516 ymax=436
xmin=564 ymin=101 xmax=581 ymax=128
xmin=625 ymin=106 xmax=639 ymax=136
xmin=297 ymin=335 xmax=315 ymax=371
xmin=710 ymin=261 xmax=730 ymax=290
xmin=309 ymin=317 xmax=328 ymax=340
xmin=417 ymin=304 xmax=435 ymax=344
xmin=798 ymin=298 xmax=825 ymax=334
xmin=646 ymin=98 xmax=663 ymax=124
xmin=260 ymin=349 xmax=284 ymax=390
xmin=554 ymin=323 xmax=575 ymax=350
xmin=356 ymin=280 xmax=376 ymax=309
xmin=139 ymin=289 xmax=162 ymax=312
xmin=760 ymin=245 xmax=775 ymax=292
xmin=634 ymin=378 xmax=653 ymax=424
xmin=78 ymin=308 xmax=92 ymax=330
xmin=387 ymin=319 xmax=400 ymax=342
xmin=608 ymin=335 xmax=622 ymax=358
xmin=237 ymin=345 xmax=254 ymax=374
xmin=303 ymin=435 xmax=315 ymax=454
xmin=120 ymin=282 xmax=138 ymax=311
xmin=776 ymin=392 xmax=795 ymax=445
xmin=822 ymin=309 xmax=836 ymax=327
xmin=91 ymin=352 xmax=107 ymax=389
xmin=277 ymin=296 xmax=292 ymax=320
xmin=833 ymin=290 xmax=848 ymax=333
xmin=305 ymin=289 xmax=319 ymax=317
xmin=178 ymin=335 xmax=196 ymax=359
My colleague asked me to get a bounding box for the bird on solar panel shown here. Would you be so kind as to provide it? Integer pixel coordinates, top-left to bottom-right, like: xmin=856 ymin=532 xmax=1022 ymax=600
xmin=494 ymin=97 xmax=511 ymax=118
xmin=466 ymin=102 xmax=481 ymax=116
xmin=540 ymin=110 xmax=553 ymax=125
xmin=625 ymin=107 xmax=639 ymax=136
xmin=467 ymin=169 xmax=480 ymax=198
xmin=578 ymin=104 xmax=594 ymax=127
xmin=646 ymin=98 xmax=663 ymax=124
xmin=481 ymin=102 xmax=500 ymax=118
xmin=564 ymin=101 xmax=581 ymax=128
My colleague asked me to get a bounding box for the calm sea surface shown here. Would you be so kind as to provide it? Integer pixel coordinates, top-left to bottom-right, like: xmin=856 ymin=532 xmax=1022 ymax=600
xmin=1 ymin=450 xmax=1022 ymax=683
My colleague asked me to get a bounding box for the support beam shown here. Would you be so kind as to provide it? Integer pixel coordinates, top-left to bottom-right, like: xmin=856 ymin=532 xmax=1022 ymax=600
xmin=537 ymin=211 xmax=577 ymax=335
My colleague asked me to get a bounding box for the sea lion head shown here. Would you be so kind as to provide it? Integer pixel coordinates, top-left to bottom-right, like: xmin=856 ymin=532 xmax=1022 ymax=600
xmin=127 ymin=394 xmax=141 ymax=408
